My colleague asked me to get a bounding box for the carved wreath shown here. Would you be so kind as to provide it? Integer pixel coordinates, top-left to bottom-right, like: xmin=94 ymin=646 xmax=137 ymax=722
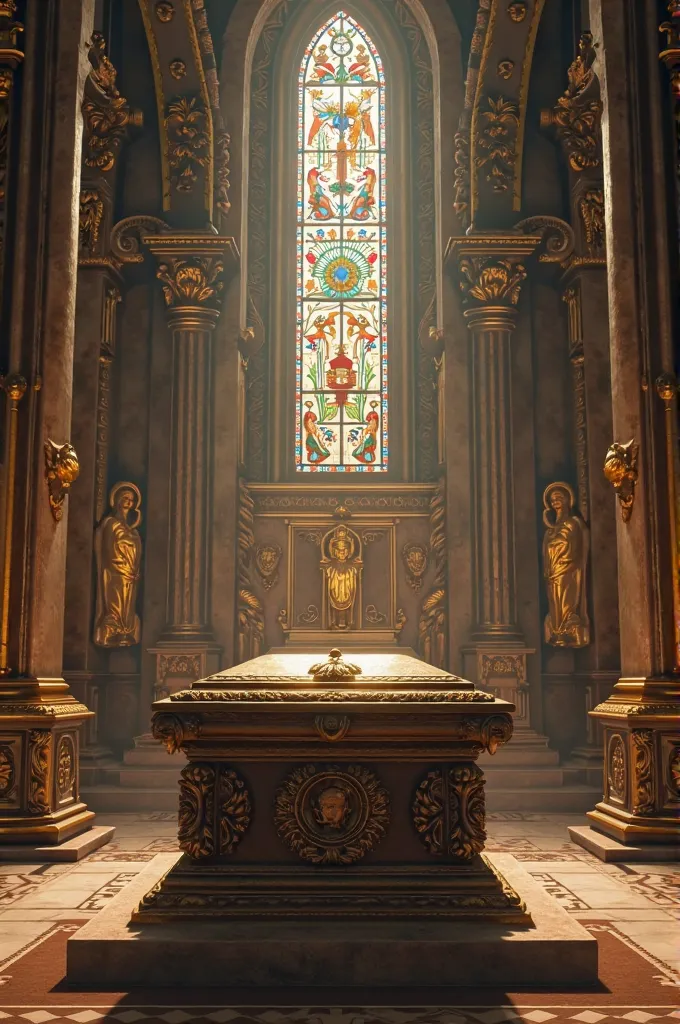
xmin=274 ymin=763 xmax=389 ymax=865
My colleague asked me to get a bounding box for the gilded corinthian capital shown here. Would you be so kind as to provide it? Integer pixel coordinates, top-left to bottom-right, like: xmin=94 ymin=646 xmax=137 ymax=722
xmin=143 ymin=234 xmax=239 ymax=323
xmin=458 ymin=256 xmax=527 ymax=308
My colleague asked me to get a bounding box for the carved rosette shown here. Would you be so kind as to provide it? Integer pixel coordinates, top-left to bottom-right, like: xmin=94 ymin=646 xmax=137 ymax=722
xmin=178 ymin=763 xmax=251 ymax=859
xmin=27 ymin=730 xmax=51 ymax=815
xmin=56 ymin=735 xmax=76 ymax=802
xmin=607 ymin=735 xmax=626 ymax=800
xmin=413 ymin=764 xmax=486 ymax=861
xmin=274 ymin=764 xmax=390 ymax=865
xmin=632 ymin=730 xmax=655 ymax=816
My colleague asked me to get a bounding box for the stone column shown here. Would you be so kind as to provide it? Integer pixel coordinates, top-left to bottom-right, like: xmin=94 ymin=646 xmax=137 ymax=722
xmin=569 ymin=0 xmax=680 ymax=857
xmin=0 ymin=0 xmax=111 ymax=851
xmin=146 ymin=234 xmax=239 ymax=698
xmin=445 ymin=236 xmax=539 ymax=732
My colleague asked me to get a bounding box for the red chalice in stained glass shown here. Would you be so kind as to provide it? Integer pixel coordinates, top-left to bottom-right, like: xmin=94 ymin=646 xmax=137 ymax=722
xmin=326 ymin=346 xmax=356 ymax=406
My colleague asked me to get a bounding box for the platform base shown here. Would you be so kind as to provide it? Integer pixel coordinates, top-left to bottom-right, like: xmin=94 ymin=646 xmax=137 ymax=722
xmin=67 ymin=852 xmax=598 ymax=989
xmin=569 ymin=824 xmax=680 ymax=862
xmin=0 ymin=824 xmax=114 ymax=862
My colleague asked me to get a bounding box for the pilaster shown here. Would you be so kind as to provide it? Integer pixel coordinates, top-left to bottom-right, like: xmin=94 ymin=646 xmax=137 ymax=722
xmin=145 ymin=233 xmax=239 ymax=697
xmin=445 ymin=236 xmax=539 ymax=734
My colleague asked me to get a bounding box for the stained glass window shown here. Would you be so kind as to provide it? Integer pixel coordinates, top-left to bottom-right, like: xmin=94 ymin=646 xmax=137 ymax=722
xmin=296 ymin=11 xmax=387 ymax=472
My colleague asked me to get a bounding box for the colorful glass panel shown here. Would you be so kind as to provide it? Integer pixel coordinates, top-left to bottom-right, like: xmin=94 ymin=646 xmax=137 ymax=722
xmin=296 ymin=12 xmax=387 ymax=472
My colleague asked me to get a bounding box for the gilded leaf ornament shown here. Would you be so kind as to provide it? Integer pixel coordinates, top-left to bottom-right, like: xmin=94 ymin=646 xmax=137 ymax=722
xmin=475 ymin=95 xmax=520 ymax=193
xmin=540 ymin=32 xmax=602 ymax=173
xmin=156 ymin=256 xmax=224 ymax=309
xmin=165 ymin=95 xmax=210 ymax=193
xmin=458 ymin=256 xmax=527 ymax=307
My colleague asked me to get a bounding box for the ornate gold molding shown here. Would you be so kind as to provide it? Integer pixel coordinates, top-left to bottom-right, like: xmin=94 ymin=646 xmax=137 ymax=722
xmin=540 ymin=32 xmax=602 ymax=173
xmin=237 ymin=479 xmax=264 ymax=664
xmin=168 ymin=688 xmax=495 ymax=704
xmin=418 ymin=479 xmax=447 ymax=668
xmin=604 ymin=439 xmax=639 ymax=523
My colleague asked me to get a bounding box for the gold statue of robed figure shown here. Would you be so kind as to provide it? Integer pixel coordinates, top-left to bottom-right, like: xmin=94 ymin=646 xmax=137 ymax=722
xmin=542 ymin=481 xmax=590 ymax=647
xmin=94 ymin=482 xmax=143 ymax=647
xmin=321 ymin=524 xmax=362 ymax=630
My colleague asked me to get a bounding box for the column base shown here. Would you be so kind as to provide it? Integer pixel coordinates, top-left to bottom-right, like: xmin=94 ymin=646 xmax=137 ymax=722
xmin=569 ymin=824 xmax=680 ymax=862
xmin=0 ymin=681 xmax=106 ymax=851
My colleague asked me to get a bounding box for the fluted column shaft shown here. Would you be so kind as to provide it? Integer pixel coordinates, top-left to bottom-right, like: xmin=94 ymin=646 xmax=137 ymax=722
xmin=165 ymin=306 xmax=217 ymax=637
xmin=466 ymin=306 xmax=519 ymax=638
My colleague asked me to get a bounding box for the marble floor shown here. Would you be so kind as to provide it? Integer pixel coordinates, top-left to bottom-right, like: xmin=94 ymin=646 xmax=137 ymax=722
xmin=0 ymin=813 xmax=677 ymax=993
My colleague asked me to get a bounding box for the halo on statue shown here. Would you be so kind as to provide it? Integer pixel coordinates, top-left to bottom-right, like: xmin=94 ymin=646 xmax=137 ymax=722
xmin=109 ymin=480 xmax=143 ymax=528
xmin=542 ymin=480 xmax=575 ymax=528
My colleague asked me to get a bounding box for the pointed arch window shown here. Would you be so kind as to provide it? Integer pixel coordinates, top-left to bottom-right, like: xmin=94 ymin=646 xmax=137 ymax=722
xmin=296 ymin=12 xmax=387 ymax=472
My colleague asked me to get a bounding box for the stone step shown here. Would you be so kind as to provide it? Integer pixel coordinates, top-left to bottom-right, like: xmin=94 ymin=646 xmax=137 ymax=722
xmin=484 ymin=767 xmax=566 ymax=788
xmin=82 ymin=785 xmax=178 ymax=813
xmin=486 ymin=785 xmax=598 ymax=813
xmin=479 ymin=747 xmax=561 ymax=767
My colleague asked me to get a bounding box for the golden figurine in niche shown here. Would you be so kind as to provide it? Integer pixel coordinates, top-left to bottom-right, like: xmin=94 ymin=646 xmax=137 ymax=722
xmin=542 ymin=481 xmax=590 ymax=647
xmin=314 ymin=785 xmax=350 ymax=829
xmin=94 ymin=482 xmax=143 ymax=647
xmin=321 ymin=524 xmax=362 ymax=630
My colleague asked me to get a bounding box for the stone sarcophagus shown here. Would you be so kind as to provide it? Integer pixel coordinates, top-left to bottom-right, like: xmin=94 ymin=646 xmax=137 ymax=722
xmin=136 ymin=647 xmax=530 ymax=923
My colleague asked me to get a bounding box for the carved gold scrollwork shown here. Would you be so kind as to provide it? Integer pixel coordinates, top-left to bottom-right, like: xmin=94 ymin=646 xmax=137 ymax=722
xmin=83 ymin=33 xmax=143 ymax=174
xmin=475 ymin=96 xmax=520 ymax=193
xmin=540 ymin=32 xmax=602 ymax=173
xmin=237 ymin=479 xmax=264 ymax=664
xmin=78 ymin=189 xmax=104 ymax=253
xmin=44 ymin=440 xmax=79 ymax=522
xmin=413 ymin=764 xmax=486 ymax=860
xmin=0 ymin=744 xmax=15 ymax=799
xmin=156 ymin=255 xmax=224 ymax=309
xmin=178 ymin=762 xmax=251 ymax=860
xmin=178 ymin=763 xmax=215 ymax=858
xmin=458 ymin=255 xmax=526 ymax=307
xmin=632 ymin=730 xmax=655 ymax=816
xmin=274 ymin=763 xmax=389 ymax=865
xmin=308 ymin=648 xmax=361 ymax=683
xmin=27 ymin=730 xmax=51 ymax=815
xmin=56 ymin=735 xmax=75 ymax=802
xmin=418 ymin=480 xmax=447 ymax=668
xmin=608 ymin=734 xmax=626 ymax=800
xmin=604 ymin=439 xmax=639 ymax=523
xmin=153 ymin=712 xmax=200 ymax=754
xmin=579 ymin=189 xmax=605 ymax=257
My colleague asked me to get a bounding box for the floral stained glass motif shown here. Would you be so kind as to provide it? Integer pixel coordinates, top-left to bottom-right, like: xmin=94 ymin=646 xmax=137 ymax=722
xmin=296 ymin=12 xmax=387 ymax=472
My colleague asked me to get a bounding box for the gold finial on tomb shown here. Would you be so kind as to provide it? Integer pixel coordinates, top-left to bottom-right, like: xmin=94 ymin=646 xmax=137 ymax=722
xmin=308 ymin=648 xmax=362 ymax=683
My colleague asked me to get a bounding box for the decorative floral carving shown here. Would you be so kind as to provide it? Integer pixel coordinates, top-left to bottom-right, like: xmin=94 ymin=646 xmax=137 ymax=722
xmin=458 ymin=256 xmax=527 ymax=307
xmin=218 ymin=768 xmax=252 ymax=854
xmin=178 ymin=763 xmax=215 ymax=858
xmin=480 ymin=653 xmax=526 ymax=689
xmin=0 ymin=745 xmax=15 ymax=798
xmin=314 ymin=715 xmax=351 ymax=742
xmin=44 ymin=440 xmax=79 ymax=522
xmin=308 ymin=648 xmax=362 ymax=683
xmin=254 ymin=544 xmax=282 ymax=591
xmin=274 ymin=764 xmax=389 ymax=865
xmin=604 ymin=439 xmax=639 ymax=522
xmin=632 ymin=730 xmax=655 ymax=816
xmin=153 ymin=713 xmax=200 ymax=754
xmin=78 ymin=189 xmax=104 ymax=252
xmin=418 ymin=480 xmax=447 ymax=668
xmin=214 ymin=129 xmax=231 ymax=216
xmin=579 ymin=188 xmax=605 ymax=257
xmin=670 ymin=746 xmax=680 ymax=795
xmin=403 ymin=542 xmax=428 ymax=592
xmin=413 ymin=764 xmax=486 ymax=860
xmin=156 ymin=655 xmax=202 ymax=701
xmin=27 ymin=730 xmax=51 ymax=815
xmin=56 ymin=735 xmax=76 ymax=801
xmin=165 ymin=95 xmax=210 ymax=193
xmin=168 ymin=688 xmax=495 ymax=703
xmin=156 ymin=256 xmax=224 ymax=309
xmin=453 ymin=129 xmax=470 ymax=220
xmin=83 ymin=34 xmax=142 ymax=173
xmin=541 ymin=32 xmax=602 ymax=172
xmin=475 ymin=96 xmax=520 ymax=193
xmin=608 ymin=735 xmax=626 ymax=799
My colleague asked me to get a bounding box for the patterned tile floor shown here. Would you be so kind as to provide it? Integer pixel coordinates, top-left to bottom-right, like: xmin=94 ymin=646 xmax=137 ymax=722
xmin=0 ymin=813 xmax=677 ymax=994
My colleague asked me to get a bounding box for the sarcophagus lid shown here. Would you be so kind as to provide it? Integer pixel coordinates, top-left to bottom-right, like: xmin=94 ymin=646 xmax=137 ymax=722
xmin=162 ymin=646 xmax=510 ymax=705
